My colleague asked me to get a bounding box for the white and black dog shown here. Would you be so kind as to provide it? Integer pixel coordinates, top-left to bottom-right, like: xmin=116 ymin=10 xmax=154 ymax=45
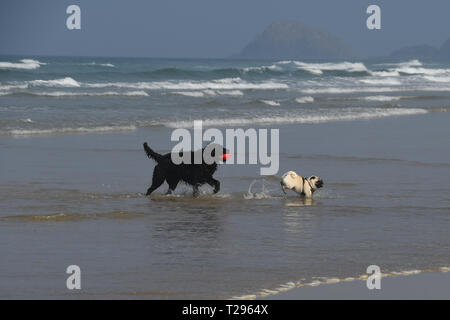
xmin=280 ymin=171 xmax=324 ymax=198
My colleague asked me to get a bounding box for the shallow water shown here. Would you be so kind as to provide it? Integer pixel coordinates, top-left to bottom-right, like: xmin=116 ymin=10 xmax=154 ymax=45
xmin=1 ymin=56 xmax=450 ymax=298
xmin=1 ymin=110 xmax=449 ymax=298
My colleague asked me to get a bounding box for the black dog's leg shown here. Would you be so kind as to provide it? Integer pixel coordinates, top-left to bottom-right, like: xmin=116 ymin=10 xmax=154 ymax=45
xmin=146 ymin=165 xmax=165 ymax=196
xmin=193 ymin=184 xmax=201 ymax=197
xmin=165 ymin=178 xmax=179 ymax=195
xmin=207 ymin=177 xmax=220 ymax=194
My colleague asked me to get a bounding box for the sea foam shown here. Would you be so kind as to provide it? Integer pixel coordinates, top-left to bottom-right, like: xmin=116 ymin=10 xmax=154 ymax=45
xmin=244 ymin=61 xmax=369 ymax=75
xmin=359 ymin=78 xmax=402 ymax=85
xmin=82 ymin=62 xmax=115 ymax=67
xmin=7 ymin=125 xmax=137 ymax=136
xmin=85 ymin=78 xmax=288 ymax=90
xmin=163 ymin=108 xmax=428 ymax=128
xmin=362 ymin=95 xmax=403 ymax=102
xmin=0 ymin=59 xmax=45 ymax=70
xmin=29 ymin=77 xmax=80 ymax=87
xmin=171 ymin=90 xmax=244 ymax=97
xmin=29 ymin=91 xmax=148 ymax=97
xmin=293 ymin=61 xmax=368 ymax=75
xmin=295 ymin=96 xmax=314 ymax=103
xmin=260 ymin=100 xmax=280 ymax=106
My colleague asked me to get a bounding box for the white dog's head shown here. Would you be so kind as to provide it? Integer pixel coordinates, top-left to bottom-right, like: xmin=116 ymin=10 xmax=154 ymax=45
xmin=307 ymin=175 xmax=324 ymax=191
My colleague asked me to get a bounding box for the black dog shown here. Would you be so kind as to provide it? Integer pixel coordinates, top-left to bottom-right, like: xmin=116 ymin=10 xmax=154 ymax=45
xmin=143 ymin=142 xmax=229 ymax=197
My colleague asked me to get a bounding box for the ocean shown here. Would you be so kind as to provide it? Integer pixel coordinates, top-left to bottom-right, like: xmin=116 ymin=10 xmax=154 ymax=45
xmin=0 ymin=56 xmax=449 ymax=299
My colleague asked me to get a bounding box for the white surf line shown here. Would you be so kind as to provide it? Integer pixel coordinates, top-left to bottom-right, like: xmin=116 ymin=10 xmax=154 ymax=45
xmin=230 ymin=266 xmax=450 ymax=300
xmin=0 ymin=59 xmax=46 ymax=70
xmin=163 ymin=108 xmax=428 ymax=128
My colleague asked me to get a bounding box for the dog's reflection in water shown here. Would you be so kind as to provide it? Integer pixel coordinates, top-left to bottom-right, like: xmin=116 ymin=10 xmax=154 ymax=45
xmin=284 ymin=197 xmax=315 ymax=207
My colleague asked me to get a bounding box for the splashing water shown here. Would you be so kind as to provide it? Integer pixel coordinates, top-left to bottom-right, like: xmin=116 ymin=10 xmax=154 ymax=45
xmin=244 ymin=178 xmax=280 ymax=199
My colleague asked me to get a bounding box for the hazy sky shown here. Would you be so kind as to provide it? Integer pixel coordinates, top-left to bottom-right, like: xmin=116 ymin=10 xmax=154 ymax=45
xmin=1 ymin=0 xmax=450 ymax=58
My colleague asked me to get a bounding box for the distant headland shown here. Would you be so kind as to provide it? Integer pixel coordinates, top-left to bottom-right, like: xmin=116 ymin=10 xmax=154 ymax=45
xmin=233 ymin=20 xmax=450 ymax=61
xmin=232 ymin=20 xmax=354 ymax=60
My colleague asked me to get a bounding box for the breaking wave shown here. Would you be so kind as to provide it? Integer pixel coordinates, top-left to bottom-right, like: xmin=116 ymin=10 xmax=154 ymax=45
xmin=0 ymin=59 xmax=46 ymax=70
xmin=299 ymin=86 xmax=450 ymax=94
xmin=295 ymin=96 xmax=314 ymax=103
xmin=1 ymin=90 xmax=148 ymax=97
xmin=3 ymin=107 xmax=431 ymax=137
xmin=29 ymin=77 xmax=81 ymax=87
xmin=359 ymin=78 xmax=402 ymax=85
xmin=6 ymin=125 xmax=137 ymax=136
xmin=82 ymin=62 xmax=115 ymax=68
xmin=292 ymin=61 xmax=369 ymax=75
xmin=171 ymin=89 xmax=243 ymax=97
xmin=163 ymin=108 xmax=428 ymax=128
xmin=244 ymin=61 xmax=369 ymax=75
xmin=423 ymin=75 xmax=450 ymax=83
xmin=260 ymin=99 xmax=280 ymax=106
xmin=84 ymin=77 xmax=288 ymax=90
xmin=0 ymin=83 xmax=29 ymax=90
xmin=361 ymin=95 xmax=403 ymax=102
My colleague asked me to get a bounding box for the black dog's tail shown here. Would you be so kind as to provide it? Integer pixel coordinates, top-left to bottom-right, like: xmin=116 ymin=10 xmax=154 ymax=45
xmin=143 ymin=142 xmax=163 ymax=163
